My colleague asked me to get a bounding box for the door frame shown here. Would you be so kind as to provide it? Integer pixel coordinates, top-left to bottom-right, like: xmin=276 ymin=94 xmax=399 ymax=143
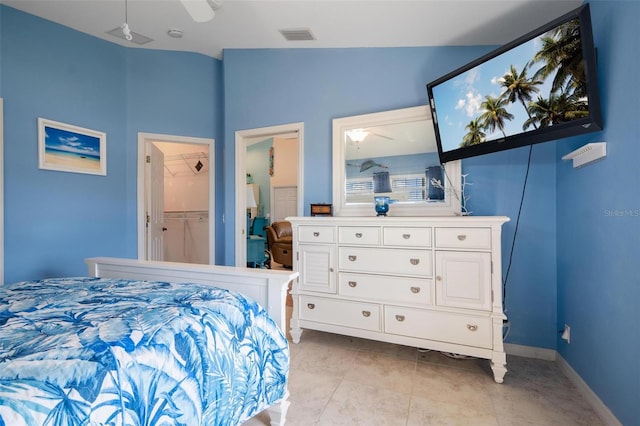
xmin=235 ymin=122 xmax=304 ymax=266
xmin=137 ymin=132 xmax=215 ymax=263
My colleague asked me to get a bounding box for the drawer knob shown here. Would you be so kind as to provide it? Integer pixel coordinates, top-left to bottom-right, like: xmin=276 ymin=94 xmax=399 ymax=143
xmin=410 ymin=286 xmax=421 ymax=294
xmin=355 ymin=232 xmax=363 ymax=238
xmin=307 ymin=303 xmax=316 ymax=309
xmin=457 ymin=234 xmax=467 ymax=241
xmin=402 ymin=233 xmax=411 ymax=239
xmin=329 ymin=268 xmax=334 ymax=272
xmin=313 ymin=232 xmax=320 ymax=237
xmin=348 ymin=281 xmax=357 ymax=287
xmin=467 ymin=324 xmax=478 ymax=331
xmin=436 ymin=276 xmax=442 ymax=282
xmin=348 ymin=255 xmax=357 ymax=262
xmin=410 ymin=258 xmax=420 ymax=265
xmin=395 ymin=314 xmax=405 ymax=322
xmin=362 ymin=310 xmax=371 ymax=317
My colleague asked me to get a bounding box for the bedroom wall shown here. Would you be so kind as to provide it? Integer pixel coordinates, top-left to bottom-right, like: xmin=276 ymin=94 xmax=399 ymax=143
xmin=2 ymin=2 xmax=637 ymax=422
xmin=222 ymin=47 xmax=558 ymax=349
xmin=0 ymin=6 xmax=222 ymax=282
xmin=1 ymin=6 xmax=127 ymax=283
xmin=124 ymin=48 xmax=222 ymax=263
xmin=556 ymin=1 xmax=640 ymax=424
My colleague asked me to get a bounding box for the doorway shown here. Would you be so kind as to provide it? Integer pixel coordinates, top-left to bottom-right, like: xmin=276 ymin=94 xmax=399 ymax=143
xmin=137 ymin=132 xmax=215 ymax=264
xmin=235 ymin=123 xmax=304 ymax=267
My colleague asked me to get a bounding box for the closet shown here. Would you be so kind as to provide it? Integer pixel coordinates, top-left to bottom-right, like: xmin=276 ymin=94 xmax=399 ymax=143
xmin=158 ymin=145 xmax=209 ymax=264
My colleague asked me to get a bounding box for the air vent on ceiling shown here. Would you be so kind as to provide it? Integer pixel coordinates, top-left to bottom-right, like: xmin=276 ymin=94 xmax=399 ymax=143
xmin=107 ymin=27 xmax=154 ymax=45
xmin=279 ymin=28 xmax=315 ymax=41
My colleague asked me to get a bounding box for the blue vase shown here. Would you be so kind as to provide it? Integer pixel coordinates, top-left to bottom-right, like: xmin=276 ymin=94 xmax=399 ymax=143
xmin=374 ymin=196 xmax=390 ymax=216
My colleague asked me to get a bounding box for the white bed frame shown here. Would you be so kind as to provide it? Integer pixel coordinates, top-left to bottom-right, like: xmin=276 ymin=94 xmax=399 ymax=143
xmin=85 ymin=256 xmax=297 ymax=426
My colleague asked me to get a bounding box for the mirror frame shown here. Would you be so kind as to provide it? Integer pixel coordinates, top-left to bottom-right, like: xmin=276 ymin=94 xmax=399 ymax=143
xmin=332 ymin=105 xmax=461 ymax=217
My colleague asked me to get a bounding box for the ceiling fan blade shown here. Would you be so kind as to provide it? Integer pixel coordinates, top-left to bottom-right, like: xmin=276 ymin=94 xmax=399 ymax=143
xmin=179 ymin=0 xmax=215 ymax=23
xmin=372 ymin=132 xmax=394 ymax=140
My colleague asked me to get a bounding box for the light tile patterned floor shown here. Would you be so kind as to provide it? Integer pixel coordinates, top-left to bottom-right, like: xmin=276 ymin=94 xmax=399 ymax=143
xmin=245 ymin=324 xmax=604 ymax=425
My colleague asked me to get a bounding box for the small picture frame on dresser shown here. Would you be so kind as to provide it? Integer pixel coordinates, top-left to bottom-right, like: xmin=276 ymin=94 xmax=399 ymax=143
xmin=310 ymin=203 xmax=332 ymax=216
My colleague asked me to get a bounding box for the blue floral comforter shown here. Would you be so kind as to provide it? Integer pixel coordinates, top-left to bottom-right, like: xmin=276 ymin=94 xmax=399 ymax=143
xmin=0 ymin=277 xmax=289 ymax=426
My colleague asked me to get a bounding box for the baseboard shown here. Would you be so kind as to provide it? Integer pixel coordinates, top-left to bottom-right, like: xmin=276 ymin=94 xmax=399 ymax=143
xmin=556 ymin=354 xmax=621 ymax=426
xmin=504 ymin=343 xmax=556 ymax=361
xmin=504 ymin=344 xmax=620 ymax=425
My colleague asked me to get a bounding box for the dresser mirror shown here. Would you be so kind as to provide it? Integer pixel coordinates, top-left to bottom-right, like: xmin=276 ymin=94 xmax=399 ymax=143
xmin=332 ymin=105 xmax=461 ymax=216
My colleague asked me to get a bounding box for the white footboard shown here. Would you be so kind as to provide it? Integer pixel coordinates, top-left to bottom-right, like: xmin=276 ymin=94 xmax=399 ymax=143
xmin=85 ymin=257 xmax=297 ymax=331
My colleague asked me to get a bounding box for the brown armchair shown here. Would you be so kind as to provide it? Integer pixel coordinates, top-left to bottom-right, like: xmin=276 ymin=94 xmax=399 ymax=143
xmin=265 ymin=221 xmax=293 ymax=268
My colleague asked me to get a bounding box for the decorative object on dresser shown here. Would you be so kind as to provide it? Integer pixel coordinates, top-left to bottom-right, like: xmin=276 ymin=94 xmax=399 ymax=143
xmin=374 ymin=196 xmax=391 ymax=216
xmin=288 ymin=216 xmax=510 ymax=383
xmin=310 ymin=203 xmax=333 ymax=216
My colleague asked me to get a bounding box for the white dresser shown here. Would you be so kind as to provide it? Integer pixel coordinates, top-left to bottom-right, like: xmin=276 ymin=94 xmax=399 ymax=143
xmin=288 ymin=216 xmax=510 ymax=383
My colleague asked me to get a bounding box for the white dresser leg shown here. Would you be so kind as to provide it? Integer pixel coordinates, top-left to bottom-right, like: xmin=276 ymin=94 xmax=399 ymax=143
xmin=490 ymin=361 xmax=507 ymax=383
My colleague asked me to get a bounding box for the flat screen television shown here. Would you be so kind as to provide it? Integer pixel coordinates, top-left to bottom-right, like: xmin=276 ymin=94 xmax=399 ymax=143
xmin=426 ymin=4 xmax=602 ymax=164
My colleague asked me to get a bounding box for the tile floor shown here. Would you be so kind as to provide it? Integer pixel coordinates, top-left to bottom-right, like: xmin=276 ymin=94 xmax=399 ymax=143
xmin=245 ymin=317 xmax=604 ymax=425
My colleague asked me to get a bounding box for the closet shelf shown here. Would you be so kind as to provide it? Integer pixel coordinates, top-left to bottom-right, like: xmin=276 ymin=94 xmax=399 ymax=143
xmin=164 ymin=152 xmax=209 ymax=177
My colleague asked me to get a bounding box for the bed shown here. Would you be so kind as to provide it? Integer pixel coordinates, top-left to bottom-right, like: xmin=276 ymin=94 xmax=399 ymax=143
xmin=0 ymin=257 xmax=298 ymax=426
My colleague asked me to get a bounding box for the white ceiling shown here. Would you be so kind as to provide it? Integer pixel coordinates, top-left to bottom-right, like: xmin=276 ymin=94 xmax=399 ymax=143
xmin=2 ymin=0 xmax=583 ymax=59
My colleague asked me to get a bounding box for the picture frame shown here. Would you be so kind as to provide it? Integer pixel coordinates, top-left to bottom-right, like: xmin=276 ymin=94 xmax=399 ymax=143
xmin=38 ymin=118 xmax=106 ymax=176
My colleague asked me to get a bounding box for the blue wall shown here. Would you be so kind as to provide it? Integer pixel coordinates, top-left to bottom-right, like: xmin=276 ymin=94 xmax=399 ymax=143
xmin=0 ymin=6 xmax=222 ymax=282
xmin=1 ymin=6 xmax=127 ymax=282
xmin=556 ymin=1 xmax=640 ymax=424
xmin=125 ymin=48 xmax=223 ymax=262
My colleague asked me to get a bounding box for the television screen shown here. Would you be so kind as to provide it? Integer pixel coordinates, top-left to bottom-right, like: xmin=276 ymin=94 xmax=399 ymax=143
xmin=427 ymin=4 xmax=602 ymax=164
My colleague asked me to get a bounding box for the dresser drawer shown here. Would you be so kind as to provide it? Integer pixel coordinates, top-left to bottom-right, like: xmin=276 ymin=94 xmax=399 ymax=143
xmin=339 ymin=272 xmax=432 ymax=305
xmin=435 ymin=227 xmax=491 ymax=250
xmin=384 ymin=306 xmax=492 ymax=349
xmin=383 ymin=227 xmax=432 ymax=248
xmin=299 ymin=295 xmax=381 ymax=331
xmin=339 ymin=247 xmax=432 ymax=277
xmin=298 ymin=226 xmax=336 ymax=243
xmin=339 ymin=226 xmax=381 ymax=245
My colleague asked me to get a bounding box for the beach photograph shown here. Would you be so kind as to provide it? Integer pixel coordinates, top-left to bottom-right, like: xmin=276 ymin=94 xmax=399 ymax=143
xmin=38 ymin=118 xmax=106 ymax=175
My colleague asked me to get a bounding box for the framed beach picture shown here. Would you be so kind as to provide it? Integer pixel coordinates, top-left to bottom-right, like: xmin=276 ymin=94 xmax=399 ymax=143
xmin=38 ymin=118 xmax=106 ymax=176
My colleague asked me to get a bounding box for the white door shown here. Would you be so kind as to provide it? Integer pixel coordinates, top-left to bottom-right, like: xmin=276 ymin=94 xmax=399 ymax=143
xmin=146 ymin=143 xmax=165 ymax=261
xmin=272 ymin=185 xmax=297 ymax=222
xmin=435 ymin=251 xmax=492 ymax=311
xmin=298 ymin=244 xmax=336 ymax=293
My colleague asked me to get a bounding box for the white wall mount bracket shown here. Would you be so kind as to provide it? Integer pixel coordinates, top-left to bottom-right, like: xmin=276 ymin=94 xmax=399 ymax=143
xmin=562 ymin=142 xmax=607 ymax=168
